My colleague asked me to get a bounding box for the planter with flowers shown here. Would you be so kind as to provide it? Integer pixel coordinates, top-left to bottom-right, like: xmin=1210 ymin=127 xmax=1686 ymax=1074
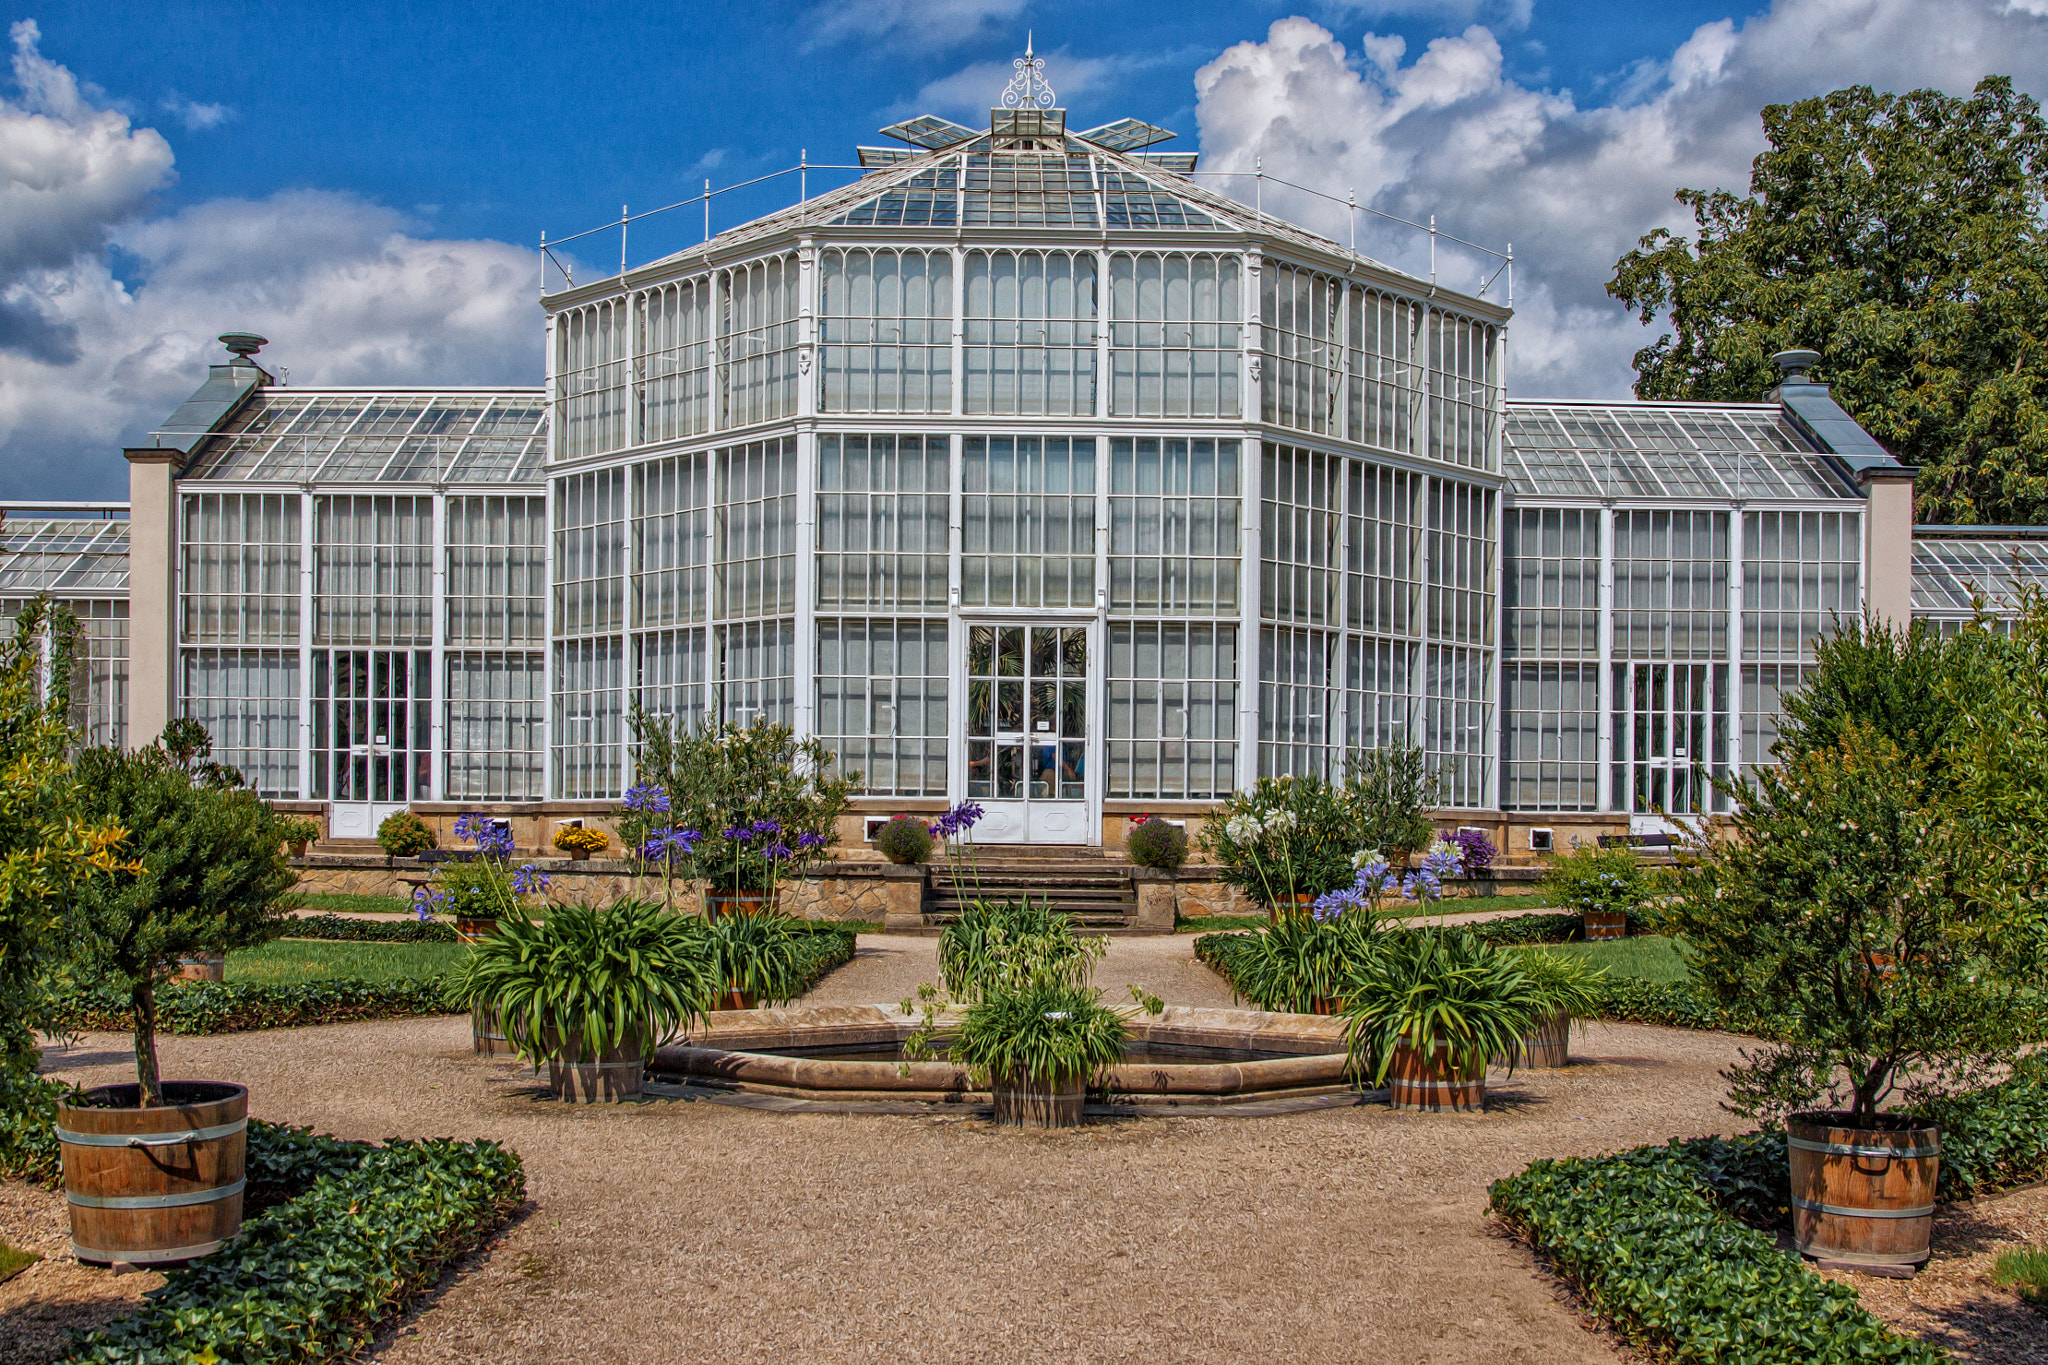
xmin=619 ymin=712 xmax=854 ymax=920
xmin=1197 ymin=777 xmax=1358 ymax=921
xmin=553 ymin=825 xmax=610 ymax=861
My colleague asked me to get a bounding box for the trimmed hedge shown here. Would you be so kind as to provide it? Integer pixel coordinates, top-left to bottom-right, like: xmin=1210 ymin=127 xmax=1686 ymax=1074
xmin=1490 ymin=1058 xmax=2048 ymax=1363
xmin=281 ymin=914 xmax=459 ymax=944
xmin=786 ymin=921 xmax=859 ymax=996
xmin=0 ymin=1075 xmax=524 ymax=1365
xmin=44 ymin=978 xmax=458 ymax=1036
xmin=1491 ymin=1134 xmax=1942 ymax=1365
xmin=64 ymin=1136 xmax=522 ymax=1365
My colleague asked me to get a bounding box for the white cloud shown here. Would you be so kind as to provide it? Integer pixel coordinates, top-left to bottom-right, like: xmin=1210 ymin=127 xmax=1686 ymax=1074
xmin=0 ymin=29 xmax=540 ymax=500
xmin=807 ymin=0 xmax=1028 ymax=54
xmin=161 ymin=93 xmax=232 ymax=131
xmin=1193 ymin=1 xmax=2048 ymax=400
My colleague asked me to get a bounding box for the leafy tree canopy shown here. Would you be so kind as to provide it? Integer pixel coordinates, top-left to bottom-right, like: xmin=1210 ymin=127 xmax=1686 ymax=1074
xmin=1609 ymin=77 xmax=2048 ymax=524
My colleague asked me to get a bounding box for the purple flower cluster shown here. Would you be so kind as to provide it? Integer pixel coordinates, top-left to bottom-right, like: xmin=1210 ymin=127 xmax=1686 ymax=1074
xmin=640 ymin=827 xmax=702 ymax=865
xmin=411 ymin=886 xmax=445 ymax=921
xmin=722 ymin=819 xmax=783 ymax=842
xmin=929 ymin=801 xmax=984 ymax=839
xmin=1439 ymin=827 xmax=1496 ymax=873
xmin=623 ymin=783 xmax=671 ymax=814
xmin=1312 ymin=861 xmax=1402 ymax=921
xmin=453 ymin=812 xmax=515 ymax=860
xmin=798 ymin=831 xmax=827 ymax=850
xmin=510 ymin=863 xmax=551 ymax=896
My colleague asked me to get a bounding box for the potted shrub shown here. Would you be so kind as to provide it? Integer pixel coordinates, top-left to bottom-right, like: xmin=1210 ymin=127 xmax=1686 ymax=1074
xmin=938 ymin=898 xmax=1104 ymax=1004
xmin=437 ymin=814 xmax=519 ymax=941
xmin=1668 ymin=725 xmax=2028 ymax=1268
xmin=276 ymin=813 xmax=320 ymax=858
xmin=1439 ymin=828 xmax=1497 ymax=890
xmin=553 ymin=825 xmax=610 ymax=861
xmin=874 ymin=814 xmax=934 ymax=866
xmin=1199 ymin=776 xmax=1357 ymax=920
xmin=1124 ymin=815 xmax=1188 ymax=871
xmin=1341 ymin=930 xmax=1544 ymax=1112
xmin=377 ymin=809 xmax=436 ymax=860
xmin=704 ymin=909 xmax=814 ymax=1010
xmin=58 ymin=733 xmax=296 ymax=1265
xmin=451 ymin=899 xmax=717 ymax=1102
xmin=623 ymin=712 xmax=853 ymax=918
xmin=1342 ymin=745 xmax=1440 ymax=868
xmin=1541 ymin=839 xmax=1656 ymax=939
xmin=1496 ymin=949 xmax=1606 ymax=1068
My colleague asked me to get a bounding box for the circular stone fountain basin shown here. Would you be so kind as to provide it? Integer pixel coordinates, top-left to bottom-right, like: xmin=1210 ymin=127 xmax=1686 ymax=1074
xmin=649 ymin=1004 xmax=1352 ymax=1108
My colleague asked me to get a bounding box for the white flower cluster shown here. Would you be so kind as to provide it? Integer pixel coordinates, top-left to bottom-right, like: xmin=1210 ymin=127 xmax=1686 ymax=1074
xmin=1225 ymin=808 xmax=1298 ymax=844
xmin=1351 ymin=847 xmax=1385 ymax=870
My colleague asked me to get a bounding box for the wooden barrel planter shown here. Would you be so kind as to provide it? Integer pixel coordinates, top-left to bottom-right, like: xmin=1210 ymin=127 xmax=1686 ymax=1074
xmin=706 ymin=890 xmax=778 ymax=919
xmin=471 ymin=1003 xmax=514 ymax=1056
xmin=1788 ymin=1114 xmax=1939 ymax=1267
xmin=173 ymin=953 xmax=225 ymax=983
xmin=1495 ymin=1010 xmax=1572 ymax=1069
xmin=1582 ymin=910 xmax=1628 ymax=940
xmin=990 ymin=1072 xmax=1085 ymax=1128
xmin=544 ymin=1031 xmax=646 ymax=1103
xmin=1386 ymin=1043 xmax=1486 ymax=1112
xmin=57 ymin=1082 xmax=247 ymax=1267
xmin=454 ymin=914 xmax=498 ymax=945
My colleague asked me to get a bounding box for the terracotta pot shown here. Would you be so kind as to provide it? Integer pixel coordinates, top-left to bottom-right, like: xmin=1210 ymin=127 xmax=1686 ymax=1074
xmin=1788 ymin=1113 xmax=1939 ymax=1267
xmin=1385 ymin=1042 xmax=1485 ymax=1112
xmin=706 ymin=890 xmax=780 ymax=919
xmin=542 ymin=1029 xmax=646 ymax=1103
xmin=173 ymin=954 xmax=224 ymax=983
xmin=58 ymin=1081 xmax=247 ymax=1267
xmin=455 ymin=914 xmax=498 ymax=945
xmin=1582 ymin=910 xmax=1628 ymax=940
xmin=288 ymin=840 xmax=309 ymax=858
xmin=990 ymin=1071 xmax=1085 ymax=1128
xmin=563 ymin=846 xmax=591 ymax=861
xmin=1268 ymin=892 xmax=1314 ymax=925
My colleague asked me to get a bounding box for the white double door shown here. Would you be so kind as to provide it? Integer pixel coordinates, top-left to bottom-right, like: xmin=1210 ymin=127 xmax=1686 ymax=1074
xmin=960 ymin=619 xmax=1095 ymax=844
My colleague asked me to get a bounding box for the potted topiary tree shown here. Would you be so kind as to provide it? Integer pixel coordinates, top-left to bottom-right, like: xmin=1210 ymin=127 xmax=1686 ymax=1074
xmin=874 ymin=814 xmax=934 ymax=866
xmin=57 ymin=732 xmax=296 ymax=1266
xmin=1341 ymin=930 xmax=1544 ymax=1111
xmin=376 ymin=809 xmax=436 ymax=861
xmin=1668 ymin=724 xmax=2028 ymax=1268
xmin=451 ymin=899 xmax=718 ymax=1102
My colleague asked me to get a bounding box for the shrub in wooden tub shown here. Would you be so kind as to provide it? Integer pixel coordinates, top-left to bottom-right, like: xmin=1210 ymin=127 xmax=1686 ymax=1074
xmin=452 ymin=899 xmax=717 ymax=1102
xmin=1341 ymin=930 xmax=1544 ymax=1112
xmin=1667 ymin=723 xmax=2034 ymax=1269
xmin=58 ymin=729 xmax=297 ymax=1266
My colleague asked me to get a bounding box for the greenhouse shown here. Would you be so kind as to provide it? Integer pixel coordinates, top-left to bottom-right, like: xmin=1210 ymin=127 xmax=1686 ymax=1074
xmin=56 ymin=81 xmax=1954 ymax=850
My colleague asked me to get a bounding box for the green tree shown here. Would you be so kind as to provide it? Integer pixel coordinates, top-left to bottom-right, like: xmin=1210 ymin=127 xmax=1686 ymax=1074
xmin=1669 ymin=727 xmax=2023 ymax=1125
xmin=1773 ymin=615 xmax=1996 ymax=781
xmin=1609 ymin=77 xmax=2048 ymax=524
xmin=0 ymin=600 xmax=125 ymax=1077
xmin=66 ymin=734 xmax=297 ymax=1105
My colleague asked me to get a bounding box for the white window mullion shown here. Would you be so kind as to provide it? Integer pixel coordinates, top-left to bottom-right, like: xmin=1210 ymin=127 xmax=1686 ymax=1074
xmin=297 ymin=489 xmax=314 ymax=801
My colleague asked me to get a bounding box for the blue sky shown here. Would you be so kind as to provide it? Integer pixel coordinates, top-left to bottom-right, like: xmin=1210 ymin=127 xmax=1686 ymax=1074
xmin=5 ymin=0 xmax=2046 ymax=499
xmin=39 ymin=0 xmax=1744 ymax=262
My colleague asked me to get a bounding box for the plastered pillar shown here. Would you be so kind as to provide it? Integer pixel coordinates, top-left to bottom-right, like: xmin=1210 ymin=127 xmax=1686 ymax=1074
xmin=125 ymin=448 xmax=184 ymax=749
xmin=1858 ymin=467 xmax=1917 ymax=629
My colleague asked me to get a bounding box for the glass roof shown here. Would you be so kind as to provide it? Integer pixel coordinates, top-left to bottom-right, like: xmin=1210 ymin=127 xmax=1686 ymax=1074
xmin=182 ymin=389 xmax=547 ymax=485
xmin=1504 ymin=404 xmax=1859 ymax=500
xmin=1911 ymin=536 xmax=2048 ymax=614
xmin=0 ymin=518 xmax=129 ymax=595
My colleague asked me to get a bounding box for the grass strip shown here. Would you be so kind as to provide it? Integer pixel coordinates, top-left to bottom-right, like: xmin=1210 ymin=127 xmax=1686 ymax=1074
xmin=1992 ymin=1246 xmax=2048 ymax=1309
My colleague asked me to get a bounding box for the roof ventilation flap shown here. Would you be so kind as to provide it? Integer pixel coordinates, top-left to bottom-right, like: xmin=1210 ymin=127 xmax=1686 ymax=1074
xmin=991 ymin=106 xmax=1065 ymax=149
xmin=878 ymin=115 xmax=979 ymax=151
xmin=1077 ymin=117 xmax=1177 ymax=152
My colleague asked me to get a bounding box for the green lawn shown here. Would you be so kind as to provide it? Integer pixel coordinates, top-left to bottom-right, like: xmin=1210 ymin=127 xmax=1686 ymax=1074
xmin=1178 ymin=893 xmax=1557 ymax=934
xmin=1518 ymin=935 xmax=1691 ymax=984
xmin=1992 ymin=1245 xmax=2048 ymax=1308
xmin=283 ymin=892 xmax=414 ymax=916
xmin=0 ymin=1241 xmax=38 ymax=1284
xmin=228 ymin=939 xmax=466 ymax=985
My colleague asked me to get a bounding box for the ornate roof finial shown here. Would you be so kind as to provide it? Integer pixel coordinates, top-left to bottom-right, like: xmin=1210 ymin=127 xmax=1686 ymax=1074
xmin=1002 ymin=34 xmax=1055 ymax=110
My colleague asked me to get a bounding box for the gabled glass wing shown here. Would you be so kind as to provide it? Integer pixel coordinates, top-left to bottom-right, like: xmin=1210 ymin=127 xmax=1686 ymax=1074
xmin=1077 ymin=117 xmax=1177 ymax=152
xmin=878 ymin=115 xmax=979 ymax=150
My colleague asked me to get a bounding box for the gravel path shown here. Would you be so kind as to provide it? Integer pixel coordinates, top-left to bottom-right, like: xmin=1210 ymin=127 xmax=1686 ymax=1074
xmin=17 ymin=961 xmax=1756 ymax=1365
xmin=13 ymin=940 xmax=2029 ymax=1364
